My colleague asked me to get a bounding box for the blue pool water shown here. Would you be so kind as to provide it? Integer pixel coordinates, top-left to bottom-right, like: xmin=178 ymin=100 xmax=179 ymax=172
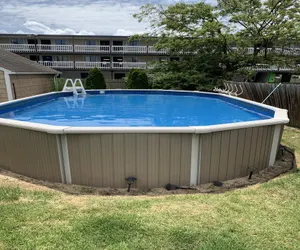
xmin=0 ymin=92 xmax=274 ymax=127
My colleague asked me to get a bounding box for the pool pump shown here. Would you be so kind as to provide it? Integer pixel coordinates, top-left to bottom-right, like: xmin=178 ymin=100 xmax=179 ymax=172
xmin=125 ymin=177 xmax=137 ymax=192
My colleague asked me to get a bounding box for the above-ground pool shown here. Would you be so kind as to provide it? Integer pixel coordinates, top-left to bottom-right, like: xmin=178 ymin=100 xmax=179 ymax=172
xmin=0 ymin=90 xmax=289 ymax=188
xmin=0 ymin=91 xmax=273 ymax=127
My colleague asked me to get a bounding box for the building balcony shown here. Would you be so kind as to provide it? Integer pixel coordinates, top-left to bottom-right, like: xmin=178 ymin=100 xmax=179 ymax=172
xmin=111 ymin=46 xmax=147 ymax=54
xmin=112 ymin=62 xmax=147 ymax=69
xmin=74 ymin=45 xmax=110 ymax=53
xmin=37 ymin=44 xmax=73 ymax=52
xmin=148 ymin=46 xmax=168 ymax=54
xmin=38 ymin=61 xmax=74 ymax=69
xmin=0 ymin=44 xmax=36 ymax=52
xmin=248 ymin=64 xmax=295 ymax=72
xmin=75 ymin=61 xmax=111 ymax=69
xmin=38 ymin=61 xmax=148 ymax=70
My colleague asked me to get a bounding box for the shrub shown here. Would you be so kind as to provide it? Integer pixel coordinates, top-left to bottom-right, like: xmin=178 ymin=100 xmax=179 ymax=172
xmin=126 ymin=69 xmax=150 ymax=89
xmin=85 ymin=68 xmax=106 ymax=89
xmin=53 ymin=77 xmax=66 ymax=91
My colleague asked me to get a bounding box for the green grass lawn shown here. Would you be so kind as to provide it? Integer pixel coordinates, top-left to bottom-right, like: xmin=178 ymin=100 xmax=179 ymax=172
xmin=0 ymin=127 xmax=300 ymax=250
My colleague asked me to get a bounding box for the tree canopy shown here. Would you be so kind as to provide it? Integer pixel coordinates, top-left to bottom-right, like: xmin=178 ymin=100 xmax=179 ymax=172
xmin=133 ymin=0 xmax=300 ymax=89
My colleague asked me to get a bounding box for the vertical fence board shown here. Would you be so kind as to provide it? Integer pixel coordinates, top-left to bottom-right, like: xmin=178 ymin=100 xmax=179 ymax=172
xmin=237 ymin=81 xmax=300 ymax=127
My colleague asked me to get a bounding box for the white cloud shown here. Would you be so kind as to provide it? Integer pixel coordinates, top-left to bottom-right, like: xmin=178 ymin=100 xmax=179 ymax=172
xmin=23 ymin=21 xmax=95 ymax=35
xmin=0 ymin=30 xmax=8 ymax=34
xmin=15 ymin=30 xmax=25 ymax=34
xmin=114 ymin=29 xmax=145 ymax=36
xmin=0 ymin=0 xmax=217 ymax=35
xmin=1 ymin=2 xmax=146 ymax=35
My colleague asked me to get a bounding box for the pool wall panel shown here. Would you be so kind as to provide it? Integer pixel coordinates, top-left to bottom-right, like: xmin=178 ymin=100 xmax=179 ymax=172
xmin=67 ymin=133 xmax=192 ymax=188
xmin=198 ymin=126 xmax=275 ymax=183
xmin=0 ymin=126 xmax=62 ymax=182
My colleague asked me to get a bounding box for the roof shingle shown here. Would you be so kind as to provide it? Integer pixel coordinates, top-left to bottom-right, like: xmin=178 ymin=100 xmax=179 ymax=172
xmin=0 ymin=48 xmax=59 ymax=74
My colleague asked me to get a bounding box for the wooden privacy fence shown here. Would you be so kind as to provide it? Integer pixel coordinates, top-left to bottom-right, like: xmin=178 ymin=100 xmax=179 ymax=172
xmin=227 ymin=81 xmax=300 ymax=127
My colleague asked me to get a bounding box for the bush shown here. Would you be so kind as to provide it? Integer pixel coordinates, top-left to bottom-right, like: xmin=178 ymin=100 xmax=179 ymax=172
xmin=85 ymin=68 xmax=106 ymax=89
xmin=126 ymin=69 xmax=150 ymax=89
xmin=53 ymin=77 xmax=66 ymax=91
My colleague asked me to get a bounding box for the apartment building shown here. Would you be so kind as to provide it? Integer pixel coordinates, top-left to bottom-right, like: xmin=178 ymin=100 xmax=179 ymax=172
xmin=0 ymin=34 xmax=179 ymax=81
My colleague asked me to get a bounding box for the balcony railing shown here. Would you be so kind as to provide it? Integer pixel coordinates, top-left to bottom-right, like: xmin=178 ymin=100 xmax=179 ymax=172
xmin=37 ymin=44 xmax=73 ymax=52
xmin=75 ymin=61 xmax=111 ymax=69
xmin=112 ymin=62 xmax=147 ymax=69
xmin=112 ymin=46 xmax=147 ymax=53
xmin=2 ymin=43 xmax=300 ymax=57
xmin=74 ymin=45 xmax=110 ymax=53
xmin=248 ymin=65 xmax=295 ymax=72
xmin=148 ymin=46 xmax=168 ymax=54
xmin=37 ymin=60 xmax=149 ymax=70
xmin=38 ymin=61 xmax=74 ymax=69
xmin=0 ymin=44 xmax=36 ymax=52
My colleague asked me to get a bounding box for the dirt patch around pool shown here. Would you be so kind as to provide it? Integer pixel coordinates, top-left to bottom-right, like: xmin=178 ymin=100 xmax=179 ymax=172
xmin=0 ymin=145 xmax=296 ymax=196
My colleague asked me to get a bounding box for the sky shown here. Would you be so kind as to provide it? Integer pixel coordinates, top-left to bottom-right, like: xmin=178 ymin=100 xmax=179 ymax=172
xmin=0 ymin=0 xmax=216 ymax=35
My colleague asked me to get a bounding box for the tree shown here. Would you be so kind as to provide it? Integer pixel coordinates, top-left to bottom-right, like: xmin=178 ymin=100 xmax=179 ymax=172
xmin=126 ymin=69 xmax=150 ymax=89
xmin=218 ymin=0 xmax=300 ymax=65
xmin=133 ymin=1 xmax=300 ymax=89
xmin=85 ymin=68 xmax=106 ymax=89
xmin=133 ymin=2 xmax=241 ymax=89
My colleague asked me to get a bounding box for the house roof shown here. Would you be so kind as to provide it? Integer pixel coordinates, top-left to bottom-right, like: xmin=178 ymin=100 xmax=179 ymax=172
xmin=0 ymin=48 xmax=59 ymax=74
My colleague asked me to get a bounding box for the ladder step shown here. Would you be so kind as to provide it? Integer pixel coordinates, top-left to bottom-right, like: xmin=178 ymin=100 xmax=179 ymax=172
xmin=62 ymin=79 xmax=86 ymax=95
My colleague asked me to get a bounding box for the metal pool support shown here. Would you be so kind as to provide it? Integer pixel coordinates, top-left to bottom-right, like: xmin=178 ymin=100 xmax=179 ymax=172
xmin=262 ymin=82 xmax=282 ymax=104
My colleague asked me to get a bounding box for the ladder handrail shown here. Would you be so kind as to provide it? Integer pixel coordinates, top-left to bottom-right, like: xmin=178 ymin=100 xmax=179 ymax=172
xmin=62 ymin=79 xmax=86 ymax=95
xmin=73 ymin=79 xmax=86 ymax=95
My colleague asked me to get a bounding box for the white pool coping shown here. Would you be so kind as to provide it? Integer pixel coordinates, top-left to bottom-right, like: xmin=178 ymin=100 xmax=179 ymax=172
xmin=0 ymin=89 xmax=289 ymax=134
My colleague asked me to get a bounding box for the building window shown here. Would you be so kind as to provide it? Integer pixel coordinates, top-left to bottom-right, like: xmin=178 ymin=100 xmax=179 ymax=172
xmin=113 ymin=57 xmax=123 ymax=62
xmin=85 ymin=40 xmax=96 ymax=45
xmin=158 ymin=57 xmax=167 ymax=62
xmin=11 ymin=38 xmax=25 ymax=44
xmin=27 ymin=39 xmax=37 ymax=45
xmin=81 ymin=73 xmax=89 ymax=79
xmin=55 ymin=40 xmax=67 ymax=45
xmin=54 ymin=55 xmax=68 ymax=61
xmin=42 ymin=55 xmax=53 ymax=61
xmin=114 ymin=73 xmax=126 ymax=80
xmin=113 ymin=41 xmax=123 ymax=46
xmin=100 ymin=40 xmax=110 ymax=46
xmin=128 ymin=40 xmax=139 ymax=46
xmin=29 ymin=55 xmax=39 ymax=61
xmin=41 ymin=40 xmax=51 ymax=45
xmin=85 ymin=56 xmax=99 ymax=62
xmin=101 ymin=57 xmax=110 ymax=62
xmin=131 ymin=57 xmax=138 ymax=62
xmin=170 ymin=57 xmax=180 ymax=61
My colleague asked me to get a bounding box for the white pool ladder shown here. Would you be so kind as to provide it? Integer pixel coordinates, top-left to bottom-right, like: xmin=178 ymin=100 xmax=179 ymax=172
xmin=64 ymin=95 xmax=86 ymax=108
xmin=62 ymin=79 xmax=86 ymax=95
